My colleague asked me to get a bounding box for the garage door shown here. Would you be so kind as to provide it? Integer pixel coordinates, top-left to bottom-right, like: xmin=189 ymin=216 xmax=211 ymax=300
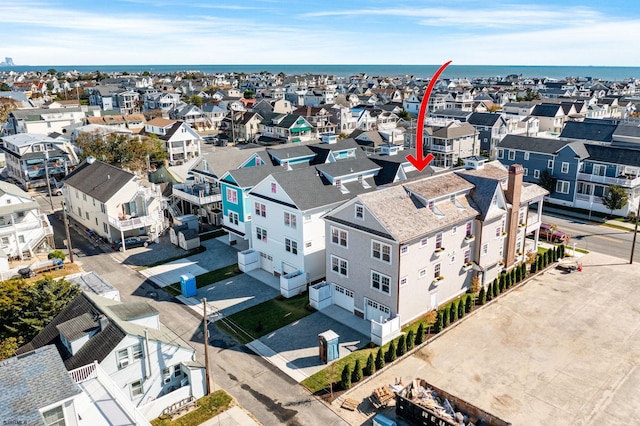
xmin=333 ymin=284 xmax=354 ymax=313
xmin=259 ymin=252 xmax=273 ymax=273
xmin=365 ymin=298 xmax=391 ymax=322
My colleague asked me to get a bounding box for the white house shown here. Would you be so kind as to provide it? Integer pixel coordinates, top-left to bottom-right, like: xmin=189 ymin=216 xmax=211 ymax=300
xmin=145 ymin=118 xmax=201 ymax=165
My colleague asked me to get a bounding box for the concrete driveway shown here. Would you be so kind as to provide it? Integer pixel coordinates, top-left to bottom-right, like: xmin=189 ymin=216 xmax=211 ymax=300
xmin=334 ymin=251 xmax=640 ymax=426
xmin=196 ymin=273 xmax=279 ymax=318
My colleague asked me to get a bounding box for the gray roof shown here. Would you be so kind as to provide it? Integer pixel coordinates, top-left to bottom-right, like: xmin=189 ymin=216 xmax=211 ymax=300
xmin=0 ymin=345 xmax=82 ymax=426
xmin=109 ymin=302 xmax=158 ymax=321
xmin=560 ymin=120 xmax=616 ymax=142
xmin=430 ymin=108 xmax=472 ymax=119
xmin=224 ymin=165 xmax=277 ymax=188
xmin=584 ymin=144 xmax=640 ymax=167
xmin=267 ymin=145 xmax=316 ymax=162
xmin=63 ymin=160 xmax=134 ymax=203
xmin=67 ymin=272 xmax=119 ymax=298
xmin=531 ymin=103 xmax=563 ymax=117
xmin=315 ymin=157 xmax=381 ymax=179
xmin=613 ymin=124 xmax=640 ymax=140
xmin=455 ymin=173 xmax=504 ymax=221
xmin=498 ymin=134 xmax=568 ymax=154
xmin=468 ymin=112 xmax=503 ymax=127
xmin=56 ymin=312 xmax=98 ymax=341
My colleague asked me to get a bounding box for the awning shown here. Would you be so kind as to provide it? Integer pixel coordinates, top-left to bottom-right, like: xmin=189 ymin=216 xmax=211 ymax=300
xmin=290 ymin=127 xmax=311 ymax=133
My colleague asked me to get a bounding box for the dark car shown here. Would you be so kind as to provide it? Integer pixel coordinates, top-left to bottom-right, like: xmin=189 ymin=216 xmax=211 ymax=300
xmin=539 ymin=223 xmax=567 ymax=243
xmin=112 ymin=236 xmax=151 ymax=251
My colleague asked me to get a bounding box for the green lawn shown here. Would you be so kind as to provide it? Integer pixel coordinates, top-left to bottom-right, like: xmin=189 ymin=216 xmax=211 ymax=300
xmin=217 ymin=293 xmax=313 ymax=344
xmin=151 ymin=390 xmax=233 ymax=426
xmin=164 ymin=264 xmax=242 ymax=297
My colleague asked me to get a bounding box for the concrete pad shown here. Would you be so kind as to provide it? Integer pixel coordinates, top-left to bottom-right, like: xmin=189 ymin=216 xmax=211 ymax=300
xmin=198 ymin=405 xmax=260 ymax=426
xmin=335 ymin=251 xmax=640 ymax=425
xmin=256 ymin=312 xmax=369 ymax=381
xmin=140 ymin=258 xmax=209 ymax=287
xmin=244 ymin=268 xmax=280 ymax=291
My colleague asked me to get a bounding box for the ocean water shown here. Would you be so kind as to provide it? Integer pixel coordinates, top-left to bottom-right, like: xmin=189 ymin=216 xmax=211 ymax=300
xmin=3 ymin=64 xmax=640 ymax=81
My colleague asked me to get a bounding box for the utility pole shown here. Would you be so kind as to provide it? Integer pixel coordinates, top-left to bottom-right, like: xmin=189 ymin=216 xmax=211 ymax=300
xmin=61 ymin=201 xmax=74 ymax=263
xmin=203 ymin=298 xmax=211 ymax=395
xmin=630 ymin=198 xmax=640 ymax=264
xmin=44 ymin=150 xmax=53 ymax=211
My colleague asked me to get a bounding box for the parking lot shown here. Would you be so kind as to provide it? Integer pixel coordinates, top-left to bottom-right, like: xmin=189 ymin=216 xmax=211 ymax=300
xmin=336 ymin=251 xmax=640 ymax=425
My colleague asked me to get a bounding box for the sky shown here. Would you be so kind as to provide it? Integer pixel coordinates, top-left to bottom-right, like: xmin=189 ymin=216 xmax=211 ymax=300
xmin=1 ymin=0 xmax=640 ymax=66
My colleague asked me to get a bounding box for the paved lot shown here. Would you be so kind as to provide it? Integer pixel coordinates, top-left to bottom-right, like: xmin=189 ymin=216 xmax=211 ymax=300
xmin=335 ymin=251 xmax=640 ymax=426
xmin=196 ymin=273 xmax=279 ymax=318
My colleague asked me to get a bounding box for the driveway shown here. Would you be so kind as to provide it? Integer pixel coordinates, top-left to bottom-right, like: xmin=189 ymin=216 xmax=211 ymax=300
xmin=334 ymin=251 xmax=640 ymax=425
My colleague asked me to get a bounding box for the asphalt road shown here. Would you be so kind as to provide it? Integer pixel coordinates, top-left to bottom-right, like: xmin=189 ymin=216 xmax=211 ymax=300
xmin=541 ymin=213 xmax=635 ymax=260
xmin=44 ymin=209 xmax=347 ymax=426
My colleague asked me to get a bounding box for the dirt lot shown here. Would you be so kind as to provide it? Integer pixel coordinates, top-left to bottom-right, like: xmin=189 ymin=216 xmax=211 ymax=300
xmin=335 ymin=251 xmax=640 ymax=425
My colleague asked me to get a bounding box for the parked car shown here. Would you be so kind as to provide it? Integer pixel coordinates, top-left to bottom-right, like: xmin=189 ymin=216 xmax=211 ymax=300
xmin=539 ymin=223 xmax=567 ymax=242
xmin=112 ymin=236 xmax=151 ymax=251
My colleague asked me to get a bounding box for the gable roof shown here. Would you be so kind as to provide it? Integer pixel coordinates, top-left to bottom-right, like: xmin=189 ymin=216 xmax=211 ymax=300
xmin=454 ymin=173 xmax=504 ymax=221
xmin=0 ymin=345 xmax=82 ymax=426
xmin=498 ymin=134 xmax=568 ymax=154
xmin=63 ymin=160 xmax=134 ymax=203
xmin=584 ymin=144 xmax=640 ymax=167
xmin=560 ymin=120 xmax=617 ymax=142
xmin=468 ymin=112 xmax=504 ymax=127
xmin=531 ymin=103 xmax=563 ymax=117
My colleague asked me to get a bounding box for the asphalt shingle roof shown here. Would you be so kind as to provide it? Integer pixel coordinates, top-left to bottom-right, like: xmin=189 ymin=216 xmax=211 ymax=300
xmin=498 ymin=134 xmax=568 ymax=154
xmin=468 ymin=112 xmax=503 ymax=127
xmin=532 ymin=103 xmax=563 ymax=117
xmin=63 ymin=160 xmax=134 ymax=203
xmin=560 ymin=120 xmax=617 ymax=142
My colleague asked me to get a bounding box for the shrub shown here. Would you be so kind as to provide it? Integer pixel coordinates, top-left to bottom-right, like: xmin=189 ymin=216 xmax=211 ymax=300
xmin=465 ymin=295 xmax=472 ymax=313
xmin=537 ymin=255 xmax=543 ymax=270
xmin=531 ymin=259 xmax=538 ymax=274
xmin=341 ymin=364 xmax=352 ymax=390
xmin=486 ymin=284 xmax=493 ymax=301
xmin=511 ymin=268 xmax=517 ymax=284
xmin=559 ymin=244 xmax=565 ymax=258
xmin=433 ymin=311 xmax=442 ymax=333
xmin=504 ymin=273 xmax=511 ymax=290
xmin=386 ymin=340 xmax=397 ymax=363
xmin=521 ymin=263 xmax=527 ymax=279
xmin=375 ymin=347 xmax=385 ymax=370
xmin=397 ymin=335 xmax=406 ymax=357
xmin=498 ymin=275 xmax=505 ymax=291
xmin=443 ymin=307 xmax=450 ymax=328
xmin=424 ymin=311 xmax=437 ymax=335
xmin=458 ymin=299 xmax=465 ymax=318
xmin=493 ymin=280 xmax=500 ymax=297
xmin=48 ymin=250 xmax=66 ymax=261
xmin=478 ymin=287 xmax=486 ymax=305
xmin=415 ymin=323 xmax=425 ymax=345
xmin=450 ymin=303 xmax=457 ymax=323
xmin=515 ymin=266 xmax=522 ymax=283
xmin=364 ymin=353 xmax=375 ymax=376
xmin=352 ymin=359 xmax=363 ymax=383
xmin=407 ymin=330 xmax=415 ymax=351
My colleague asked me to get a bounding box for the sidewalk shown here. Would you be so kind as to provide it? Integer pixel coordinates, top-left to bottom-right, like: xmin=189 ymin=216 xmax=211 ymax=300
xmin=199 ymin=406 xmax=261 ymax=426
xmin=543 ymin=204 xmax=638 ymax=231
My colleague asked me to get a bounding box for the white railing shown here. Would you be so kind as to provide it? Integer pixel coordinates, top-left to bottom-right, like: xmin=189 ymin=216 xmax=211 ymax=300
xmin=577 ymin=172 xmax=640 ymax=188
xmin=138 ymin=385 xmax=191 ymax=420
xmin=429 ymin=144 xmax=453 ymax=152
xmin=172 ymin=186 xmax=221 ymax=206
xmin=108 ymin=214 xmax=159 ymax=231
xmin=371 ymin=315 xmax=401 ymax=346
xmin=69 ymin=361 xmax=152 ymax=426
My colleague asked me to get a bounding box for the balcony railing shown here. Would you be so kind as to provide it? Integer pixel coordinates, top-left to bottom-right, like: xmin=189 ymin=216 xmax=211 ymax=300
xmin=429 ymin=144 xmax=454 ymax=152
xmin=577 ymin=172 xmax=640 ymax=188
xmin=172 ymin=185 xmax=221 ymax=206
xmin=108 ymin=213 xmax=160 ymax=232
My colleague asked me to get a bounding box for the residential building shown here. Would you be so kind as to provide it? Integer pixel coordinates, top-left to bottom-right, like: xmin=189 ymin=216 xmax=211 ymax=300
xmin=5 ymin=106 xmax=100 ymax=135
xmin=258 ymin=113 xmax=313 ymax=144
xmin=425 ymin=121 xmax=479 ymax=167
xmin=1 ymin=133 xmax=77 ymax=190
xmin=63 ymin=159 xmax=166 ymax=247
xmin=466 ymin=112 xmax=508 ymax=157
xmin=17 ymin=292 xmax=206 ymax=420
xmin=0 ymin=180 xmax=53 ymax=263
xmin=530 ymin=103 xmax=565 ymax=134
xmin=170 ymin=104 xmax=211 ymax=130
xmin=144 ymin=118 xmax=201 ymax=165
xmin=292 ymin=106 xmax=337 ymax=137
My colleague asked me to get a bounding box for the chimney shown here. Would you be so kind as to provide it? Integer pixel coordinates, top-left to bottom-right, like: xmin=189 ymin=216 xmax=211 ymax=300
xmin=505 ymin=164 xmax=523 ymax=268
xmin=98 ymin=314 xmax=109 ymax=331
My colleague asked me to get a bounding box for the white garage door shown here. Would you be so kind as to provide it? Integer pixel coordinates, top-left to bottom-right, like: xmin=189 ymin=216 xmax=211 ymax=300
xmin=365 ymin=298 xmax=391 ymax=322
xmin=333 ymin=284 xmax=354 ymax=313
xmin=259 ymin=252 xmax=272 ymax=273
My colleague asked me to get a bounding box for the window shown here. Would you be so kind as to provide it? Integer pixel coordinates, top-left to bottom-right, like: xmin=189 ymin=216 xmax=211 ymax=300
xmin=331 ymin=255 xmax=348 ymax=277
xmin=132 ymin=343 xmax=143 ymax=360
xmin=18 ymin=235 xmax=24 ymax=243
xmin=256 ymin=227 xmax=267 ymax=242
xmin=43 ymin=405 xmax=65 ymax=426
xmin=465 ymin=221 xmax=472 ymax=237
xmin=229 ymin=211 xmax=239 ymax=225
xmin=556 ymin=180 xmax=570 ymax=194
xmin=400 ymin=277 xmax=408 ymax=286
xmin=366 ymin=298 xmax=391 ymax=315
xmin=433 ymin=263 xmax=441 ymax=279
xmin=464 ymin=249 xmax=470 ymax=264
xmin=285 ymin=238 xmax=298 ymax=255
xmin=508 ymin=150 xmax=515 ymax=160
xmin=254 ymin=202 xmax=266 ymax=217
xmin=355 ymin=204 xmax=364 ymax=219
xmin=452 ymin=226 xmax=457 ymax=235
xmin=435 ymin=232 xmax=443 ymax=249
xmin=482 ymin=243 xmax=488 ymax=256
xmin=100 ymin=203 xmax=106 ymax=214
xmin=130 ymin=380 xmax=143 ymax=397
xmin=271 ymin=182 xmax=277 ymax=193
xmin=420 ymin=237 xmax=428 ymax=247
xmin=593 ymin=164 xmax=606 ymax=176
xmin=331 ymin=227 xmax=348 ymax=247
xmin=534 ymin=169 xmax=540 ymax=179
xmin=162 ymin=367 xmax=170 ymax=378
xmin=496 ymin=226 xmax=501 ymax=237
xmin=83 ymin=193 xmax=87 ymax=201
xmin=401 ymin=245 xmax=408 ymax=255
xmin=524 ymin=152 xmax=530 ymax=160
xmin=226 ymin=188 xmax=237 ymax=204
xmin=497 ymin=148 xmax=504 ymax=159
xmin=547 ymin=159 xmax=553 ymax=169
xmin=116 ymin=348 xmax=129 ymax=369
xmin=305 ymin=241 xmax=312 ymax=248
xmin=561 ymin=162 xmax=569 ymax=173
xmin=103 ymin=223 xmax=108 ymax=233
xmin=284 ymin=212 xmax=297 ymax=229
xmin=372 ymin=240 xmax=391 ymax=263
xmin=85 ymin=212 xmax=89 ymax=220
xmin=419 ymin=268 xmax=427 ymax=278
xmin=371 ymin=271 xmax=391 ymax=294
xmin=523 ymin=168 xmax=528 ymax=176
xmin=174 ymin=366 xmax=182 ymax=378
xmin=77 ymin=207 xmax=81 ymax=217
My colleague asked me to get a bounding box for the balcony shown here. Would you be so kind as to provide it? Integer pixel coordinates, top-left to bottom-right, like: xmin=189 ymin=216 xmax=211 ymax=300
xmin=173 ymin=184 xmax=221 ymax=206
xmin=108 ymin=213 xmax=161 ymax=232
xmin=429 ymin=144 xmax=454 ymax=152
xmin=577 ymin=172 xmax=640 ymax=188
xmin=69 ymin=362 xmax=151 ymax=426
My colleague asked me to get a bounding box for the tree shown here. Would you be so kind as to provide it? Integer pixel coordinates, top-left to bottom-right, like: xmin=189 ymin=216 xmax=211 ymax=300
xmin=48 ymin=250 xmax=66 ymax=261
xmin=188 ymin=95 xmax=203 ymax=107
xmin=465 ymin=295 xmax=472 ymax=313
xmin=75 ymin=131 xmax=167 ymax=172
xmin=243 ymin=89 xmax=255 ymax=99
xmin=341 ymin=364 xmax=352 ymax=390
xmin=375 ymin=347 xmax=385 ymax=370
xmin=352 ymin=359 xmax=363 ymax=383
xmin=365 ymin=352 xmax=375 ymax=376
xmin=433 ymin=311 xmax=442 ymax=333
xmin=0 ymin=82 xmax=10 ymax=91
xmin=0 ymin=97 xmax=18 ymax=125
xmin=538 ymin=170 xmax=557 ymax=194
xmin=457 ymin=299 xmax=465 ymax=319
xmin=470 ymin=275 xmax=482 ymax=296
xmin=406 ymin=330 xmax=415 ymax=351
xmin=415 ymin=322 xmax=425 ymax=344
xmin=397 ymin=335 xmax=406 ymax=357
xmin=478 ymin=287 xmax=486 ymax=305
xmin=47 ymin=68 xmax=57 ymax=75
xmin=442 ymin=307 xmax=450 ymax=328
xmin=493 ymin=280 xmax=500 ymax=297
xmin=397 ymin=109 xmax=411 ymax=121
xmin=487 ymin=283 xmax=494 ymax=301
xmin=601 ymin=184 xmax=629 ymax=216
xmin=0 ymin=337 xmax=21 ymax=361
xmin=450 ymin=302 xmax=457 ymax=323
xmin=338 ymin=132 xmax=350 ymax=140
xmin=515 ymin=266 xmax=522 ymax=283
xmin=386 ymin=340 xmax=397 ymax=363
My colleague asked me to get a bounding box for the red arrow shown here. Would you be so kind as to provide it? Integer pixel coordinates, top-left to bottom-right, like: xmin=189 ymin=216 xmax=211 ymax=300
xmin=406 ymin=60 xmax=452 ymax=171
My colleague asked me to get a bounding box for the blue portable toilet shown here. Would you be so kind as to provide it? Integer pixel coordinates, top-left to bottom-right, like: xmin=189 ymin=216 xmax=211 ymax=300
xmin=318 ymin=330 xmax=340 ymax=364
xmin=180 ymin=273 xmax=196 ymax=297
xmin=372 ymin=414 xmax=397 ymax=426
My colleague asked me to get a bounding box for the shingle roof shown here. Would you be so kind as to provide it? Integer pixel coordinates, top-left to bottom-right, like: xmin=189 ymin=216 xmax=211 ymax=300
xmin=0 ymin=346 xmax=82 ymax=426
xmin=468 ymin=112 xmax=503 ymax=127
xmin=315 ymin=157 xmax=381 ymax=179
xmin=584 ymin=144 xmax=640 ymax=167
xmin=531 ymin=103 xmax=563 ymax=117
xmin=498 ymin=134 xmax=568 ymax=154
xmin=455 ymin=173 xmax=504 ymax=221
xmin=56 ymin=313 xmax=99 ymax=341
xmin=63 ymin=160 xmax=134 ymax=203
xmin=224 ymin=165 xmax=277 ymax=188
xmin=613 ymin=124 xmax=640 ymax=140
xmin=560 ymin=120 xmax=616 ymax=142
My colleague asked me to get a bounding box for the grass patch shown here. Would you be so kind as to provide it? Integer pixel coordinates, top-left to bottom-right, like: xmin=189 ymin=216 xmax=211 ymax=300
xmin=164 ymin=264 xmax=242 ymax=296
xmin=217 ymin=292 xmax=313 ymax=344
xmin=20 ymin=262 xmax=82 ymax=283
xmin=603 ymin=222 xmax=637 ymax=232
xmin=151 ymin=390 xmax=232 ymax=426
